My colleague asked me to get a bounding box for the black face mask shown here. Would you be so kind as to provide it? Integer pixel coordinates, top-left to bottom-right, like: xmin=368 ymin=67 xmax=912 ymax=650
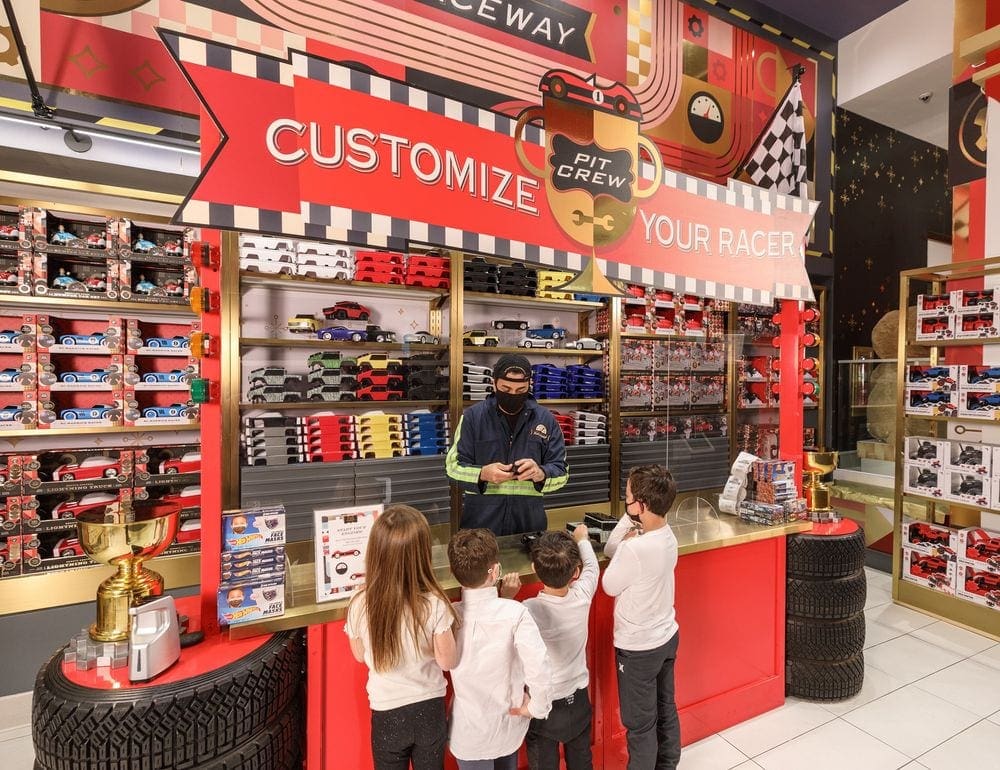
xmin=495 ymin=390 xmax=528 ymax=413
xmin=627 ymin=512 xmax=642 ymax=525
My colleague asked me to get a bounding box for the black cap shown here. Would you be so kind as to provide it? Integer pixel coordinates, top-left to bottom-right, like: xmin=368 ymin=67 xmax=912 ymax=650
xmin=493 ymin=354 xmax=531 ymax=382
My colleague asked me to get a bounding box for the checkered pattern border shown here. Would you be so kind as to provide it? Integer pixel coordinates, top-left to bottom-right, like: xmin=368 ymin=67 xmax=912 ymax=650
xmin=167 ymin=32 xmax=815 ymax=306
xmin=743 ymin=82 xmax=807 ymax=196
xmin=626 ymin=0 xmax=654 ymax=86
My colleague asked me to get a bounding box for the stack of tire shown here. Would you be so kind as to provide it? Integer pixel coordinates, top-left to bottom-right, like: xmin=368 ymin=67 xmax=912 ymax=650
xmin=785 ymin=521 xmax=867 ymax=700
xmin=32 ymin=630 xmax=304 ymax=770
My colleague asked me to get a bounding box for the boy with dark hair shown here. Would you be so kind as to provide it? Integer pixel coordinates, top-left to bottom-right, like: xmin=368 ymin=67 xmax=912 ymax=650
xmin=522 ymin=525 xmax=598 ymax=769
xmin=602 ymin=465 xmax=681 ymax=770
xmin=447 ymin=528 xmax=552 ymax=769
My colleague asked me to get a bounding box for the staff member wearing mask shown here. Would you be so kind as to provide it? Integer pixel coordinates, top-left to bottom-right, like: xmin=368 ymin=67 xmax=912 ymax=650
xmin=447 ymin=354 xmax=569 ymax=535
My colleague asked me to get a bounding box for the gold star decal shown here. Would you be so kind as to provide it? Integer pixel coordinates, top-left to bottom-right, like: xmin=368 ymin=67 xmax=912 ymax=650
xmin=860 ymin=157 xmax=870 ymax=174
xmin=887 ymin=168 xmax=896 ymax=182
xmin=877 ymin=195 xmax=887 ymax=211
xmin=865 ymin=257 xmax=874 ymax=270
xmin=887 ymin=133 xmax=897 ymax=147
xmin=840 ymin=192 xmax=850 ymax=204
xmin=69 ymin=45 xmax=107 ymax=78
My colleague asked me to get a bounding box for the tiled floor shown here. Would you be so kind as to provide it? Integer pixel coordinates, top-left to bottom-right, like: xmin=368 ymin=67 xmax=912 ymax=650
xmin=4 ymin=569 xmax=998 ymax=770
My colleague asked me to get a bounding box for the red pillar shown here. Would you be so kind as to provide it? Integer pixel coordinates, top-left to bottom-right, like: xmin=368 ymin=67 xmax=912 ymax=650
xmin=777 ymin=299 xmax=804 ymax=493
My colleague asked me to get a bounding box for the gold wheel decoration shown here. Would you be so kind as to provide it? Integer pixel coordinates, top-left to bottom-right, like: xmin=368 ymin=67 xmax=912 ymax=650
xmin=40 ymin=0 xmax=150 ymax=16
xmin=0 ymin=25 xmax=17 ymax=67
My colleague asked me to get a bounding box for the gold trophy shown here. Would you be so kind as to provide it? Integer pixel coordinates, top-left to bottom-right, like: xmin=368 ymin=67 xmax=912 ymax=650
xmin=77 ymin=499 xmax=180 ymax=642
xmin=802 ymin=450 xmax=840 ymax=522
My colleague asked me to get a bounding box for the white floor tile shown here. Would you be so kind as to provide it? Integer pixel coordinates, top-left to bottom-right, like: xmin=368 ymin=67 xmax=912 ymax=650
xmin=0 ymin=724 xmax=30 ymax=743
xmin=970 ymin=644 xmax=1000 ymax=671
xmin=900 ymin=764 xmax=928 ymax=769
xmin=0 ymin=692 xmax=31 ymax=728
xmin=865 ymin=568 xmax=893 ymax=592
xmin=913 ymin=658 xmax=1000 ymax=717
xmin=842 ymin=684 xmax=980 ymax=758
xmin=864 ymin=585 xmax=893 ymax=610
xmin=990 ymin=710 xmax=1000 ymax=726
xmin=0 ymin=734 xmax=35 ymax=770
xmin=863 ymin=634 xmax=964 ymax=684
xmin=755 ymin=719 xmax=909 ymax=770
xmin=719 ymin=699 xmax=834 ymax=758
xmin=732 ymin=763 xmax=764 ymax=770
xmin=910 ymin=620 xmax=997 ymax=658
xmin=819 ymin=664 xmax=909 ymax=717
xmin=864 ymin=603 xmax=937 ymax=634
xmin=918 ymin=720 xmax=1000 ymax=769
xmin=865 ymin=618 xmax=906 ymax=649
xmin=678 ymin=734 xmax=749 ymax=769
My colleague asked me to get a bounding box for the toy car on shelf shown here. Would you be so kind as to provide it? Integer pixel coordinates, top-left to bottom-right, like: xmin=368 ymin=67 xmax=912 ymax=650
xmin=966 ymin=529 xmax=1000 ymax=560
xmin=323 ymin=301 xmax=371 ymax=321
xmin=84 ymin=275 xmax=107 ymax=292
xmin=354 ymin=265 xmax=403 ymax=284
xmin=52 ymin=491 xmax=118 ymax=518
xmin=161 ymin=451 xmax=201 ymax=474
xmin=135 ymin=276 xmax=183 ymax=296
xmin=0 ymin=330 xmax=22 ymax=345
xmin=526 ymin=324 xmax=567 ymax=340
xmin=0 ymin=368 xmax=22 ymax=383
xmin=358 ymin=371 xmax=404 ymax=388
xmin=907 ymin=523 xmax=952 ymax=547
xmin=910 ymin=555 xmax=948 ymax=579
xmin=58 ymin=369 xmax=111 ymax=384
xmin=565 ymin=337 xmax=604 ymax=350
xmin=357 ymin=384 xmax=404 ymax=400
xmin=364 ymin=325 xmax=396 ymax=343
xmin=52 ymin=456 xmax=121 ymax=481
xmin=176 ymin=519 xmax=201 ymax=543
xmin=141 ymin=404 xmax=190 ymax=419
xmin=518 ymin=337 xmax=556 ymax=349
xmin=317 ymin=325 xmax=364 ymax=342
xmin=0 ymin=405 xmax=24 ymax=421
xmin=908 ymin=366 xmax=955 ymax=384
xmin=463 ymin=330 xmax=500 ymax=347
xmin=132 ymin=234 xmax=157 ymax=252
xmin=0 ymin=224 xmax=17 ymax=239
xmin=159 ymin=485 xmax=200 ymax=510
xmin=58 ymin=333 xmax=109 ymax=347
xmin=968 ymin=394 xmax=1000 ymax=410
xmin=287 ymin=315 xmax=320 ymax=333
xmin=356 ymin=353 xmax=403 ymax=372
xmin=402 ymin=331 xmax=440 ymax=344
xmin=50 ymin=226 xmax=76 ymax=244
xmin=60 ymin=404 xmax=116 ymax=420
xmin=0 ymin=270 xmax=18 ymax=286
xmin=492 ymin=320 xmax=529 ymax=331
xmin=145 ymin=336 xmax=189 ymax=349
xmin=50 ymin=270 xmax=84 ymax=291
xmin=142 ymin=370 xmax=189 ymax=384
xmin=53 ymin=537 xmax=85 ymax=558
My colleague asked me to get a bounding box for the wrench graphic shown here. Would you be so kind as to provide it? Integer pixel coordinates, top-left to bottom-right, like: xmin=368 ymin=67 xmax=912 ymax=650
xmin=571 ymin=210 xmax=615 ymax=231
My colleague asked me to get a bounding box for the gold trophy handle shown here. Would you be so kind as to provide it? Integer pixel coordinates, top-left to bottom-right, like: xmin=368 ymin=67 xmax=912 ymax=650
xmin=633 ymin=134 xmax=663 ymax=200
xmin=514 ymin=106 xmax=546 ymax=179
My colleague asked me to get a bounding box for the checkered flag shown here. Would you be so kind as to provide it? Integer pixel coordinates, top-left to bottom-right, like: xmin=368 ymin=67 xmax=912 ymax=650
xmin=738 ymin=80 xmax=807 ymax=196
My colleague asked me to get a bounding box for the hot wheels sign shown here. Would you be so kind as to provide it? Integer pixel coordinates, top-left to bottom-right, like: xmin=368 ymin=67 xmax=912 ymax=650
xmin=164 ymin=32 xmax=818 ymax=303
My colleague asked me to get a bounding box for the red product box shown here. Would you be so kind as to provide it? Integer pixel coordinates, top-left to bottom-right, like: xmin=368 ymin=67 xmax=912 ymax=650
xmin=916 ymin=293 xmax=954 ymax=316
xmin=31 ymin=209 xmax=115 ymax=257
xmin=125 ymin=318 xmax=198 ymax=355
xmin=667 ymin=341 xmax=694 ymax=370
xmin=956 ymin=526 xmax=1000 ymax=573
xmin=692 ymin=343 xmax=725 ymax=372
xmin=915 ymin=314 xmax=954 ymax=341
xmin=654 ymin=375 xmax=690 ymax=407
xmin=956 ymin=310 xmax=1000 ymax=339
xmin=956 ymin=563 xmax=1000 ymax=608
xmin=22 ymin=447 xmax=132 ymax=494
xmin=951 ymin=288 xmax=999 ymax=312
xmin=652 ymin=307 xmax=676 ymax=336
xmin=901 ymin=545 xmax=956 ymax=594
xmin=680 ymin=293 xmax=704 ymax=311
xmin=680 ymin=309 xmax=706 ymax=337
xmin=14 ymin=495 xmax=41 ymax=531
xmin=739 ymin=381 xmax=769 ymax=408
xmin=901 ymin=515 xmax=958 ymax=557
xmin=37 ymin=388 xmax=124 ymax=429
xmin=23 ymin=530 xmax=90 ymax=573
xmin=123 ymin=389 xmax=198 ymax=427
xmin=125 ymin=353 xmax=198 ymax=393
xmin=116 ymin=219 xmax=193 ymax=260
xmin=135 ymin=443 xmax=201 ymax=484
xmin=0 ymin=250 xmax=32 ymax=296
xmin=1 ymin=533 xmax=43 ymax=577
xmin=34 ymin=488 xmax=122 ymax=532
xmin=741 ymin=355 xmax=769 ymax=381
xmin=37 ymin=315 xmax=123 ymax=354
xmin=0 ymin=313 xmax=36 ymax=353
xmin=691 ymin=376 xmax=725 ymax=407
xmin=0 ymin=205 xmax=25 ymax=252
xmin=622 ymin=310 xmax=649 ymax=332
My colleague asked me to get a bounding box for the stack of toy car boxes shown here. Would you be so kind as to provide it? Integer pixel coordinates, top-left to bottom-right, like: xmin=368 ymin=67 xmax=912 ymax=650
xmin=905 ymin=363 xmax=1000 ymax=422
xmin=243 ymin=414 xmax=311 ymax=465
xmin=737 ymin=460 xmax=806 ymax=524
xmin=915 ymin=289 xmax=1000 ymax=342
xmin=903 ymin=429 xmax=1000 ymax=508
xmin=218 ymin=506 xmax=286 ymax=627
xmin=308 ymin=353 xmax=360 ymax=402
xmin=404 ymin=410 xmax=450 ymax=455
xmin=404 ymin=253 xmax=450 ymax=290
xmin=463 ymin=362 xmax=493 ymax=401
xmin=550 ymin=410 xmax=607 ymax=446
xmin=900 ymin=516 xmax=958 ymax=594
xmin=240 ymin=235 xmax=354 ymax=281
xmin=405 ymin=355 xmax=448 ymax=401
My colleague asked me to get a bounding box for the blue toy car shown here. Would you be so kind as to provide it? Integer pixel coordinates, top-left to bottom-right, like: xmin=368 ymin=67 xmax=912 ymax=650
xmin=60 ymin=404 xmax=115 ymax=420
xmin=0 ymin=368 xmax=21 ymax=383
xmin=59 ymin=370 xmax=110 ymax=384
xmin=142 ymin=404 xmax=188 ymax=419
xmin=50 ymin=226 xmax=76 ymax=244
xmin=0 ymin=405 xmax=23 ymax=421
xmin=145 ymin=336 xmax=189 ymax=349
xmin=51 ymin=272 xmax=83 ymax=289
xmin=908 ymin=366 xmax=955 ymax=383
xmin=142 ymin=370 xmax=188 ymax=384
xmin=968 ymin=367 xmax=1000 ymax=383
xmin=58 ymin=333 xmax=108 ymax=347
xmin=0 ymin=330 xmax=22 ymax=345
xmin=526 ymin=324 xmax=568 ymax=340
xmin=970 ymin=394 xmax=1000 ymax=410
xmin=134 ymin=278 xmax=158 ymax=294
xmin=133 ymin=236 xmax=157 ymax=252
xmin=317 ymin=326 xmax=364 ymax=342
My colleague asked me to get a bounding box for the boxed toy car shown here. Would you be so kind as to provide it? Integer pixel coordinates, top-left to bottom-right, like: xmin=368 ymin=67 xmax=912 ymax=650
xmin=619 ymin=375 xmax=652 ymax=408
xmin=116 ymin=219 xmax=193 ymax=260
xmin=0 ymin=205 xmax=27 ymax=253
xmin=956 ymin=526 xmax=1000 ymax=573
xmin=946 ymin=441 xmax=990 ymax=475
xmin=222 ymin=506 xmax=286 ymax=552
xmin=945 ymin=469 xmax=990 ymax=507
xmin=125 ymin=318 xmax=196 ymax=355
xmin=123 ymin=392 xmax=198 ymax=427
xmin=956 ymin=310 xmax=1000 ymax=339
xmin=958 ymin=365 xmax=1000 ymax=390
xmin=952 ymin=288 xmax=999 ymax=312
xmin=906 ymin=365 xmax=958 ymax=391
xmin=119 ymin=256 xmax=195 ymax=304
xmin=667 ymin=341 xmax=695 ymax=371
xmin=956 ymin=562 xmax=1000 ymax=608
xmin=901 ymin=515 xmax=958 ymax=556
xmin=904 ymin=436 xmax=947 ymax=468
xmin=908 ymin=388 xmax=958 ymax=417
xmin=39 ymin=351 xmax=123 ymax=393
xmin=37 ymin=315 xmax=123 ymax=354
xmin=915 ymin=314 xmax=955 ymax=342
xmin=0 ymin=250 xmax=31 ymax=296
xmin=916 ymin=293 xmax=955 ymax=316
xmin=680 ymin=309 xmax=706 ymax=337
xmin=739 ymin=381 xmax=769 ymax=409
xmin=217 ymin=580 xmax=285 ymax=626
xmin=33 ymin=250 xmax=118 ymax=301
xmin=901 ymin=545 xmax=956 ymax=594
xmin=22 ymin=447 xmax=131 ymax=494
xmin=31 ymin=210 xmax=115 ymax=257
xmin=652 ymin=307 xmax=676 ymax=336
xmin=13 ymin=495 xmax=40 ymax=530
xmin=903 ymin=463 xmax=944 ymax=498
xmin=653 ymin=375 xmax=689 ymax=407
xmin=958 ymin=390 xmax=1000 ymax=419
xmin=690 ymin=375 xmax=725 ymax=406
xmin=0 ymin=534 xmax=41 ymax=577
xmin=33 ymin=488 xmax=122 ymax=533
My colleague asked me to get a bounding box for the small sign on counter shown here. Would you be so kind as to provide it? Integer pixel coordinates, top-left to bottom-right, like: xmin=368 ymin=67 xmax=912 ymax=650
xmin=314 ymin=504 xmax=382 ymax=603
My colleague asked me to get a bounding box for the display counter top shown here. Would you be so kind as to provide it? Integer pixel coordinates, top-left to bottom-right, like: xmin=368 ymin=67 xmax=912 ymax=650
xmin=228 ymin=517 xmax=810 ymax=639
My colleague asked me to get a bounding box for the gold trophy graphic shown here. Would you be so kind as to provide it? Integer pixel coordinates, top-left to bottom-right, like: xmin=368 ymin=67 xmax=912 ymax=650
xmin=514 ymin=70 xmax=663 ymax=295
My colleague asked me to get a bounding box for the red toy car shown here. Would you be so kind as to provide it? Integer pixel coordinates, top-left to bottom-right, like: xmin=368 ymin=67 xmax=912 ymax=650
xmin=0 ymin=224 xmax=17 ymax=240
xmin=920 ymin=295 xmax=951 ymax=311
xmin=539 ymin=70 xmax=642 ymax=122
xmin=355 ymin=250 xmax=404 ymax=265
xmin=161 ymin=451 xmax=201 ymax=474
xmin=162 ymin=240 xmax=183 ymax=256
xmin=685 ymin=318 xmax=705 ymax=331
xmin=966 ymin=529 xmax=1000 ymax=560
xmin=357 ymin=383 xmax=404 ymax=401
xmin=624 ymin=314 xmax=646 ymax=329
xmin=84 ymin=275 xmax=107 ymax=292
xmin=357 ymin=371 xmax=404 ymax=388
xmin=921 ymin=319 xmax=950 ymax=333
xmin=406 ymin=275 xmax=450 ymax=289
xmin=910 ymin=555 xmax=948 ymax=579
xmin=654 ymin=317 xmax=675 ymax=331
xmin=908 ymin=522 xmax=952 ymax=547
xmin=331 ymin=549 xmax=361 ymax=558
xmin=85 ymin=233 xmax=106 ymax=249
xmin=53 ymin=537 xmax=85 ymax=558
xmin=176 ymin=518 xmax=201 ymax=543
xmin=963 ymin=316 xmax=995 ymax=331
xmin=52 ymin=455 xmax=120 ymax=481
xmin=323 ymin=301 xmax=371 ymax=321
xmin=51 ymin=492 xmax=119 ymax=519
xmin=624 ymin=284 xmax=646 ymax=299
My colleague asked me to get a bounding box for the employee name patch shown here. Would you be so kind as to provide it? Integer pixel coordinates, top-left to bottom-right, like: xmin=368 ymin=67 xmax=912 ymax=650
xmin=531 ymin=423 xmax=549 ymax=439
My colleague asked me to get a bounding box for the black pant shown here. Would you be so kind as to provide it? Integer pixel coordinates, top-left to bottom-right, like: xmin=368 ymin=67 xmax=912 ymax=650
xmin=370 ymin=696 xmax=447 ymax=770
xmin=615 ymin=633 xmax=681 ymax=770
xmin=526 ymin=687 xmax=593 ymax=770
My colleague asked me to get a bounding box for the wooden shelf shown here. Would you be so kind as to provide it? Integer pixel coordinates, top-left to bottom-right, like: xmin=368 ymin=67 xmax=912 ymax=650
xmin=463 ymin=291 xmax=604 ymax=311
xmin=239 ymin=271 xmax=446 ymax=302
xmin=241 ymin=338 xmax=448 ymax=353
xmin=0 ymin=424 xmax=198 ymax=437
xmin=904 ymin=413 xmax=996 ymax=423
xmin=0 ymin=294 xmax=194 ymax=316
xmin=241 ymin=401 xmax=446 ymax=410
xmin=906 ymin=336 xmax=1000 ymax=347
xmin=901 ymin=490 xmax=996 ymax=512
xmin=460 ymin=345 xmax=602 ymax=357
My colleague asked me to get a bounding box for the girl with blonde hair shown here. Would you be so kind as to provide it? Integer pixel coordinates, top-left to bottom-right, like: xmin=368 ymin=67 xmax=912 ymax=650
xmin=346 ymin=504 xmax=459 ymax=769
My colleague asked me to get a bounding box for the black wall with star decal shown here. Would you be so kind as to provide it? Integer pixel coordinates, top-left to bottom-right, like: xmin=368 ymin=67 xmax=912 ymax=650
xmin=833 ymin=108 xmax=951 ymax=361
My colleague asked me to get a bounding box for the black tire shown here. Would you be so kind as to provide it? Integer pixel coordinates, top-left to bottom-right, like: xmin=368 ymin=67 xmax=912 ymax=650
xmin=786 ymin=570 xmax=867 ymax=620
xmin=786 ymin=653 xmax=865 ymax=701
xmin=201 ymin=700 xmax=302 ymax=770
xmin=787 ymin=527 xmax=866 ymax=579
xmin=32 ymin=631 xmax=304 ymax=770
xmin=786 ymin=613 xmax=865 ymax=661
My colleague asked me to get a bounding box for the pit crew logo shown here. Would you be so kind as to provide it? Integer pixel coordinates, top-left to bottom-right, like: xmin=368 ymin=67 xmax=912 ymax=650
xmin=514 ymin=70 xmax=662 ymax=248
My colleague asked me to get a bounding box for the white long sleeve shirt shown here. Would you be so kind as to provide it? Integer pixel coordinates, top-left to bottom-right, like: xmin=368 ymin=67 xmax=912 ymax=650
xmin=449 ymin=586 xmax=552 ymax=761
xmin=602 ymin=514 xmax=679 ymax=651
xmin=523 ymin=539 xmax=599 ymax=699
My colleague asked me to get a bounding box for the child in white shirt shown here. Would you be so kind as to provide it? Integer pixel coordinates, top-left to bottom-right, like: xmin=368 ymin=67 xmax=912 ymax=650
xmin=602 ymin=465 xmax=681 ymax=770
xmin=522 ymin=525 xmax=598 ymax=769
xmin=448 ymin=528 xmax=553 ymax=769
xmin=346 ymin=504 xmax=459 ymax=770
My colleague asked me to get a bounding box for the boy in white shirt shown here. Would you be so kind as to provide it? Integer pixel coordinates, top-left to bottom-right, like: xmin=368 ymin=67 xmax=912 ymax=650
xmin=522 ymin=524 xmax=598 ymax=769
xmin=602 ymin=465 xmax=681 ymax=770
xmin=448 ymin=528 xmax=553 ymax=769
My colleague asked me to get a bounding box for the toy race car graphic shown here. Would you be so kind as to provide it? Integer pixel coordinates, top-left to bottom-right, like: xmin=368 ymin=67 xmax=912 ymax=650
xmin=161 ymin=451 xmax=201 ymax=474
xmin=51 ymin=271 xmax=84 ymax=291
xmin=53 ymin=537 xmax=85 ymax=558
xmin=540 ymin=69 xmax=642 ymax=121
xmin=402 ymin=331 xmax=440 ymax=344
xmin=967 ymin=367 xmax=1000 ymax=383
xmin=0 ymin=405 xmax=24 ymax=421
xmin=52 ymin=492 xmax=118 ymax=519
xmin=60 ymin=404 xmax=116 ymax=420
xmin=0 ymin=368 xmax=21 ymax=383
xmin=0 ymin=270 xmax=18 ymax=286
xmin=624 ymin=314 xmax=646 ymax=329
xmin=132 ymin=235 xmax=157 ymax=252
xmin=908 ymin=367 xmax=955 ymax=383
xmin=288 ymin=315 xmax=320 ymax=334
xmin=0 ymin=330 xmax=22 ymax=345
xmin=85 ymin=233 xmax=106 ymax=249
xmin=910 ymin=392 xmax=955 ymax=408
xmin=142 ymin=404 xmax=189 ymax=419
xmin=463 ymin=330 xmax=500 ymax=347
xmin=910 ymin=555 xmax=948 ymax=579
xmin=50 ymin=225 xmax=76 ymax=244
xmin=58 ymin=369 xmax=111 ymax=384
xmin=145 ymin=336 xmax=189 ymax=349
xmin=52 ymin=455 xmax=121 ymax=481
xmin=968 ymin=394 xmax=1000 ymax=410
xmin=331 ymin=549 xmax=361 ymax=558
xmin=162 ymin=240 xmax=183 ymax=256
xmin=0 ymin=224 xmax=17 ymax=239
xmin=907 ymin=523 xmax=951 ymax=547
xmin=323 ymin=301 xmax=372 ymax=321
xmin=317 ymin=326 xmax=364 ymax=342
xmin=142 ymin=370 xmax=189 ymax=384
xmin=58 ymin=333 xmax=109 ymax=347
xmin=159 ymin=485 xmax=200 ymax=510
xmin=83 ymin=275 xmax=107 ymax=292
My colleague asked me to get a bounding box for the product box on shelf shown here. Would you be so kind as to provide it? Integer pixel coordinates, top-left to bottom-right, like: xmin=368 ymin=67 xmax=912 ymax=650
xmin=620 ymin=340 xmax=654 ymax=370
xmin=23 ymin=530 xmax=92 ymax=573
xmin=125 ymin=353 xmax=197 ymax=393
xmin=119 ymin=255 xmax=196 ymax=304
xmin=901 ymin=545 xmax=956 ymax=594
xmin=14 ymin=495 xmax=41 ymax=530
xmin=0 ymin=348 xmax=37 ymax=400
xmin=741 ymin=355 xmax=769 ymax=381
xmin=946 ymin=441 xmax=991 ymax=475
xmin=691 ymin=376 xmax=725 ymax=406
xmin=135 ymin=482 xmax=201 ymax=512
xmin=901 ymin=515 xmax=958 ymax=556
xmin=134 ymin=443 xmax=201 ymax=485
xmin=126 ymin=318 xmax=197 ymax=356
xmin=652 ymin=376 xmax=689 ymax=408
xmin=667 ymin=341 xmax=694 ymax=371
xmin=956 ymin=310 xmax=1000 ymax=339
xmin=222 ymin=507 xmax=286 ymax=552
xmin=958 ymin=365 xmax=1000 ymax=390
xmin=739 ymin=381 xmax=769 ymax=409
xmin=956 ymin=526 xmax=1000 ymax=573
xmin=123 ymin=390 xmax=198 ymax=427
xmin=217 ymin=580 xmax=286 ymax=626
xmin=651 ymin=307 xmax=676 ymax=336
xmin=0 ymin=205 xmax=28 ymax=252
xmin=30 ymin=209 xmax=115 ymax=257
xmin=33 ymin=251 xmax=118 ymax=300
xmin=904 ymin=436 xmax=947 ymax=468
xmin=22 ymin=448 xmax=131 ymax=494
xmin=0 ymin=313 xmax=35 ymax=353
xmin=0 ymin=250 xmax=32 ymax=295
xmin=1 ymin=533 xmax=43 ymax=577
xmin=37 ymin=315 xmax=123 ymax=354
xmin=956 ymin=563 xmax=1000 ymax=608
xmin=619 ymin=375 xmax=652 ymax=409
xmin=38 ymin=350 xmax=123 ymax=392
xmin=916 ymin=293 xmax=955 ymax=316
xmin=692 ymin=343 xmax=725 ymax=372
xmin=904 ymin=463 xmax=944 ymax=498
xmin=952 ymin=288 xmax=999 ymax=312
xmin=906 ymin=365 xmax=958 ymax=391
xmin=945 ymin=469 xmax=990 ymax=507
xmin=1 ymin=495 xmax=24 ymax=532
xmin=116 ymin=219 xmax=192 ymax=260
xmin=958 ymin=390 xmax=1000 ymax=419
xmin=33 ymin=488 xmax=122 ymax=533
xmin=915 ymin=314 xmax=955 ymax=342
xmin=239 ymin=245 xmax=295 ymax=275
xmin=680 ymin=309 xmax=706 ymax=337
xmin=907 ymin=388 xmax=958 ymax=417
